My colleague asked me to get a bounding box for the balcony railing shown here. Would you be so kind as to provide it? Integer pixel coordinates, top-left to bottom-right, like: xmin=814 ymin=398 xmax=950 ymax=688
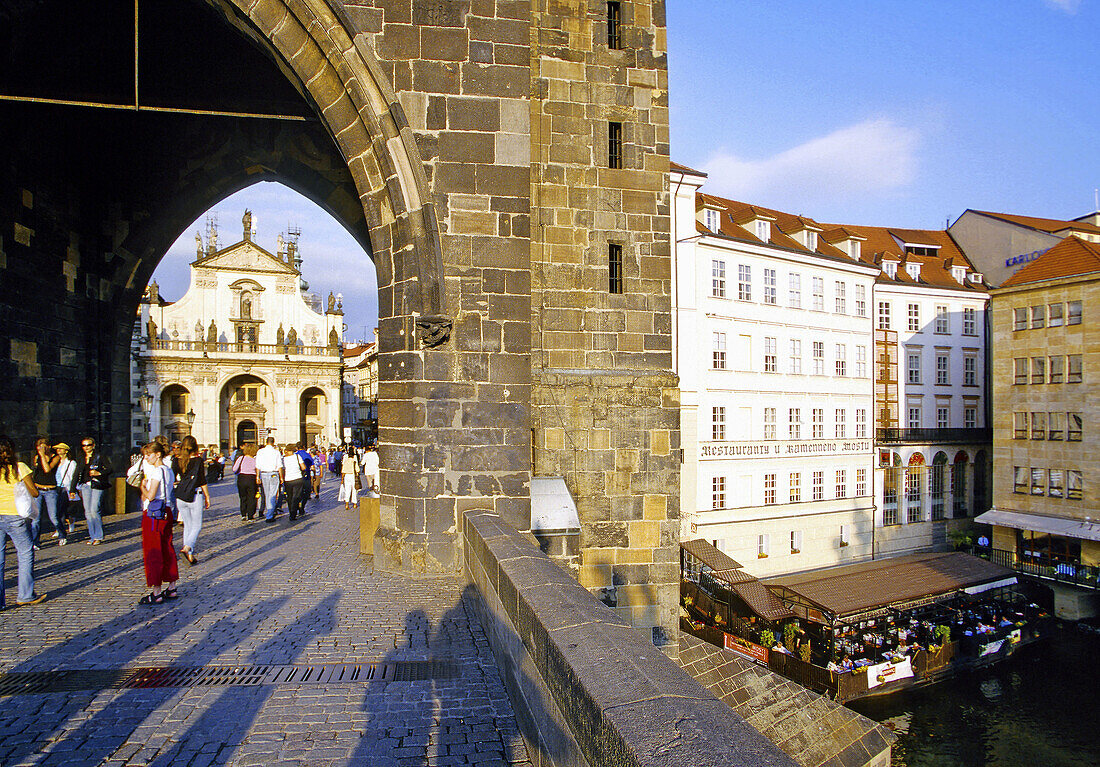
xmin=149 ymin=339 xmax=337 ymax=357
xmin=976 ymin=546 xmax=1100 ymax=591
xmin=876 ymin=428 xmax=991 ymax=444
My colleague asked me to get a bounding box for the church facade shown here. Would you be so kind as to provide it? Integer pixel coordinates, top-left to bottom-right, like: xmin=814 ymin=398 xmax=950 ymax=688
xmin=133 ymin=211 xmax=344 ymax=450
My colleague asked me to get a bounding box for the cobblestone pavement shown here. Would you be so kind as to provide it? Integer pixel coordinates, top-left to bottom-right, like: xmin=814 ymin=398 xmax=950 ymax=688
xmin=0 ymin=476 xmax=530 ymax=767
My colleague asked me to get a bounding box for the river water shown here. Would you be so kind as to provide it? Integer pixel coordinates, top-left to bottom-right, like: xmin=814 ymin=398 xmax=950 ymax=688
xmin=848 ymin=625 xmax=1100 ymax=766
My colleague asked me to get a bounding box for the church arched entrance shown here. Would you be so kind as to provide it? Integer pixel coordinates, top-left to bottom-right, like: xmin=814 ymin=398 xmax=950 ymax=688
xmin=299 ymin=387 xmax=327 ymax=447
xmin=236 ymin=419 xmax=258 ymax=447
xmin=222 ymin=375 xmax=269 ymax=449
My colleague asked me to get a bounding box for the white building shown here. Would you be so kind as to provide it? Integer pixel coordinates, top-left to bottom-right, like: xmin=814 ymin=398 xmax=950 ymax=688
xmin=835 ymin=226 xmax=992 ymax=556
xmin=342 ymin=339 xmax=378 ymax=445
xmin=672 ymin=164 xmax=879 ymax=577
xmin=134 ymin=211 xmax=345 ymax=449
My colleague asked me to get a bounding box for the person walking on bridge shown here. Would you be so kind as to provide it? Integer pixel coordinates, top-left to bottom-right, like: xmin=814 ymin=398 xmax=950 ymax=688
xmin=76 ymin=437 xmax=112 ymax=545
xmin=232 ymin=443 xmax=258 ymax=521
xmin=172 ymin=436 xmax=209 ymax=566
xmin=138 ymin=441 xmax=178 ymax=605
xmin=255 ymin=436 xmax=283 ymax=523
xmin=28 ymin=438 xmax=61 ymax=550
xmin=0 ymin=435 xmax=44 ymax=607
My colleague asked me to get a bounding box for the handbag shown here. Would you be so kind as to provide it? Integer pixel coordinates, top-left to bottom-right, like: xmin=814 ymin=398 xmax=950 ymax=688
xmin=13 ymin=481 xmax=34 ymax=519
xmin=145 ymin=497 xmax=167 ymax=520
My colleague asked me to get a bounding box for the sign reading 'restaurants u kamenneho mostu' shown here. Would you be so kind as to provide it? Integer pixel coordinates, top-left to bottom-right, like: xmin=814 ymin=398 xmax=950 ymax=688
xmin=700 ymin=440 xmax=873 ymax=461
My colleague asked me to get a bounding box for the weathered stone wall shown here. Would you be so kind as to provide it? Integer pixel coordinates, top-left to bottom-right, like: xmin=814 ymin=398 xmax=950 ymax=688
xmin=528 ymin=0 xmax=679 ymax=651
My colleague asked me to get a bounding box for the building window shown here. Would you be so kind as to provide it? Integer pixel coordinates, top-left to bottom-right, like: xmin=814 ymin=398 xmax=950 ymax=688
xmin=1068 ymin=300 xmax=1082 ymax=325
xmin=608 ymin=243 xmax=623 ymax=294
xmin=812 ymin=277 xmax=824 ymax=311
xmin=878 ymin=301 xmax=892 ymax=330
xmin=1049 ymin=411 xmax=1064 ymax=440
xmin=789 ymin=273 xmax=801 ymax=308
xmin=1068 ymin=354 xmax=1083 ymax=383
xmin=790 ymin=530 xmax=802 ymax=554
xmin=1031 ymin=468 xmax=1047 ymax=496
xmin=937 ymin=406 xmax=949 ymax=429
xmin=836 ymin=469 xmax=847 ymax=499
xmin=606 ymin=1 xmax=622 ymax=48
xmin=1014 ymin=412 xmax=1028 ymax=439
xmin=964 ymin=356 xmax=976 ymax=386
xmin=712 ymin=477 xmax=726 ymax=509
xmin=907 ymin=351 xmax=922 ymax=384
xmin=704 ymin=208 xmax=721 ymax=232
xmin=738 ymin=264 xmax=752 ymax=301
xmin=906 ymin=469 xmax=922 ymax=523
xmin=1068 ymin=412 xmax=1083 ymax=441
xmin=764 ymin=407 xmax=776 ymax=439
xmin=908 ymin=406 xmax=921 ymax=429
xmin=1068 ymin=470 xmax=1083 ymax=500
xmin=908 ymin=303 xmax=921 ymax=331
xmin=755 ymin=220 xmax=771 ymax=242
xmin=789 ymin=408 xmax=801 ymax=440
xmin=935 ymin=305 xmax=949 ymax=334
xmin=835 ymin=281 xmax=846 ymax=314
xmin=758 ymin=533 xmax=770 ymax=557
xmin=789 ymin=472 xmax=801 ymax=503
xmin=711 ymin=259 xmax=725 ymax=298
xmin=812 ymin=408 xmax=824 ymax=439
xmin=1031 ymin=356 xmax=1045 ymax=384
xmin=812 ymin=471 xmax=823 ymax=501
xmin=1013 ymin=466 xmax=1028 ymax=494
xmin=855 ymin=284 xmax=867 ymax=317
xmin=1048 ymin=303 xmax=1064 ymax=327
xmin=608 ymin=121 xmax=623 ymax=168
xmin=856 ymin=345 xmax=867 ymax=378
xmin=712 ymin=406 xmax=726 ymax=441
xmin=806 ymin=231 xmax=818 ymax=251
xmin=764 ymin=337 xmax=777 ymax=372
xmin=840 ymin=524 xmax=851 ymax=547
xmin=1014 ymin=358 xmax=1028 ymax=385
xmin=712 ymin=332 xmax=726 ymax=369
xmin=1031 ymin=411 xmax=1047 ymax=440
xmin=884 ymin=468 xmax=900 ymax=525
xmin=856 ymin=468 xmax=867 ymax=497
xmin=1030 ymin=305 xmax=1045 ymax=329
xmin=1013 ymin=307 xmax=1027 ymax=331
xmin=836 ymin=409 xmax=846 ymax=438
xmin=812 ymin=342 xmax=824 ymax=375
xmin=1049 ymin=469 xmax=1064 ymax=498
xmin=1049 ymin=355 xmax=1064 ymax=383
xmin=936 ymin=353 xmax=949 ymax=385
xmin=764 ymin=473 xmax=776 ymax=505
xmin=963 ymin=307 xmax=976 ymax=335
xmin=763 ymin=268 xmax=777 ymax=305
xmin=835 ymin=344 xmax=847 ymax=376
xmin=855 ymin=409 xmax=867 ymax=438
xmin=789 ymin=339 xmax=802 ymax=374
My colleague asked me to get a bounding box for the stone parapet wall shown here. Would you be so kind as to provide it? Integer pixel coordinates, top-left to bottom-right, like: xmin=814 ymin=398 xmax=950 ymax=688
xmin=462 ymin=508 xmax=797 ymax=767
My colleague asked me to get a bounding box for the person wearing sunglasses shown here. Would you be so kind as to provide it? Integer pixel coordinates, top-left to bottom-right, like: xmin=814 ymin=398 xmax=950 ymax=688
xmin=76 ymin=438 xmax=113 ymax=545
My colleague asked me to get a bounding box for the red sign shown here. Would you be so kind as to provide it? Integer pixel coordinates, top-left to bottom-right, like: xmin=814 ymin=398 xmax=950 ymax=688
xmin=724 ymin=633 xmax=769 ymax=665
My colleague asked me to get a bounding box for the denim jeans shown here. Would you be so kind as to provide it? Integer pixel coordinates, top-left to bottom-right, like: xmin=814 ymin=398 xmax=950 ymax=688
xmin=259 ymin=472 xmax=281 ymax=520
xmin=29 ymin=487 xmax=63 ymax=543
xmin=77 ymin=483 xmax=105 ymax=541
xmin=176 ymin=496 xmax=204 ymax=552
xmin=0 ymin=514 xmax=36 ymax=605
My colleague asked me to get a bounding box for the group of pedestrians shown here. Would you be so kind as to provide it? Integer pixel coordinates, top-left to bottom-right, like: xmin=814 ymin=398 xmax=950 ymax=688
xmin=0 ymin=434 xmax=116 ymax=609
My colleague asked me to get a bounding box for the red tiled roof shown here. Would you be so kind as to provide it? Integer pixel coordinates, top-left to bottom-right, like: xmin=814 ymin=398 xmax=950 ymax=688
xmin=671 ymin=161 xmax=708 ymax=177
xmin=1000 ymin=236 xmax=1100 ymax=287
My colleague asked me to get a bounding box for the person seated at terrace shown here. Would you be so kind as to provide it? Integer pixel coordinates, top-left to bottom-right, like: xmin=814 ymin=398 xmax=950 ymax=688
xmin=841 ymin=655 xmax=854 ymax=670
xmin=772 ymin=641 xmax=791 ymax=655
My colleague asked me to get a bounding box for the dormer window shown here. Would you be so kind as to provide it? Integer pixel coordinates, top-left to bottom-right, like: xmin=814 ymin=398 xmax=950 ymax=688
xmin=849 ymin=240 xmax=861 ymax=260
xmin=952 ymin=266 xmax=966 ymax=284
xmin=969 ymin=272 xmax=984 ymax=284
xmin=906 ymin=262 xmax=922 ymax=281
xmin=704 ymin=208 xmax=721 ymax=232
xmin=883 ymin=261 xmax=898 ymax=279
xmin=904 ymin=244 xmax=939 ymax=257
xmin=804 ymin=231 xmax=818 ymax=250
xmin=755 ymin=220 xmax=771 ymax=242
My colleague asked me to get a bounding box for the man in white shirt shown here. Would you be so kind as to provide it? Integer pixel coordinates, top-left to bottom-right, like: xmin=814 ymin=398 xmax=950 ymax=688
xmin=255 ymin=436 xmax=283 ymax=522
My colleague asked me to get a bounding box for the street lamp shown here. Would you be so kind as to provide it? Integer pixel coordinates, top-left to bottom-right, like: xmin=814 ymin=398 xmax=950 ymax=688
xmin=186 ymin=408 xmax=196 ymax=425
xmin=137 ymin=391 xmax=154 ymax=414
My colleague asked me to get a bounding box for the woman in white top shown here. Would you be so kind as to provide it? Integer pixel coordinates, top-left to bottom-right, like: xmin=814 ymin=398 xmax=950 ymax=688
xmin=138 ymin=442 xmax=178 ymax=606
xmin=340 ymin=448 xmax=361 ymax=509
xmin=280 ymin=445 xmax=307 ymax=521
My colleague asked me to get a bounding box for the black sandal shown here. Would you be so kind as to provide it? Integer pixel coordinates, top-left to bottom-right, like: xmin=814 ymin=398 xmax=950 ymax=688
xmin=163 ymin=589 xmax=179 ymax=600
xmin=138 ymin=592 xmax=164 ymax=606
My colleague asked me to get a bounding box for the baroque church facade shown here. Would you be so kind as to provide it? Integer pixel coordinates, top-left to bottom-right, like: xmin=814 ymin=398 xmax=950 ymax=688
xmin=133 ymin=211 xmax=344 ymax=449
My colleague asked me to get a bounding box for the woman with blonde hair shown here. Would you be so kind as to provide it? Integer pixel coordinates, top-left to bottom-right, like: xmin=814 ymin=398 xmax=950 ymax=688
xmin=0 ymin=435 xmax=44 ymax=607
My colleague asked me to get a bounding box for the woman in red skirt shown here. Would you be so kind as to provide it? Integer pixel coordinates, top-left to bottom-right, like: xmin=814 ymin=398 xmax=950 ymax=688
xmin=139 ymin=441 xmax=178 ymax=606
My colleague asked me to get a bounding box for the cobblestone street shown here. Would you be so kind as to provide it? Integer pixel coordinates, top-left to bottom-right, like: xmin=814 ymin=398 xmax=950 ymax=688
xmin=0 ymin=476 xmax=530 ymax=767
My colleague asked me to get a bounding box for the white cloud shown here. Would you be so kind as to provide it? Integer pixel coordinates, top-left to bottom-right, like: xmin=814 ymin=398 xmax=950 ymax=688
xmin=700 ymin=118 xmax=920 ymax=211
xmin=1043 ymin=0 xmax=1082 ymax=13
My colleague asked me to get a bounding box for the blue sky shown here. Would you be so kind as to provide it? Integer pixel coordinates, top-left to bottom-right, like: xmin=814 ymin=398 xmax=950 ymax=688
xmin=668 ymin=0 xmax=1099 ymax=228
xmin=155 ymin=0 xmax=1098 ymax=329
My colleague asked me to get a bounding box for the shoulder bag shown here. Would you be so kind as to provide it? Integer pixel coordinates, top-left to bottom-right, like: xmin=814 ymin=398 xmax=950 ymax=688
xmin=13 ymin=480 xmax=34 ymax=519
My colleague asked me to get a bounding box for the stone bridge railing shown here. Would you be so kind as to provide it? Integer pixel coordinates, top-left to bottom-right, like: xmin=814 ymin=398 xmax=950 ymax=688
xmin=462 ymin=509 xmax=797 ymax=767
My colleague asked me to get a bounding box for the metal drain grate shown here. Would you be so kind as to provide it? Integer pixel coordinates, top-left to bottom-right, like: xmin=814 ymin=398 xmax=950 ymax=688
xmin=0 ymin=661 xmax=458 ymax=696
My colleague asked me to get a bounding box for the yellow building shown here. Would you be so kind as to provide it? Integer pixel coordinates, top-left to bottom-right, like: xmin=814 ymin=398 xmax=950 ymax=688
xmin=979 ymin=235 xmax=1100 ymax=618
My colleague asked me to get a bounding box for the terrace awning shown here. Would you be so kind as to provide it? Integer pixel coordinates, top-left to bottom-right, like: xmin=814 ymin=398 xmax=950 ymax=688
xmin=681 ymin=539 xmax=744 ymax=571
xmin=976 ymin=508 xmax=1100 ymax=543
